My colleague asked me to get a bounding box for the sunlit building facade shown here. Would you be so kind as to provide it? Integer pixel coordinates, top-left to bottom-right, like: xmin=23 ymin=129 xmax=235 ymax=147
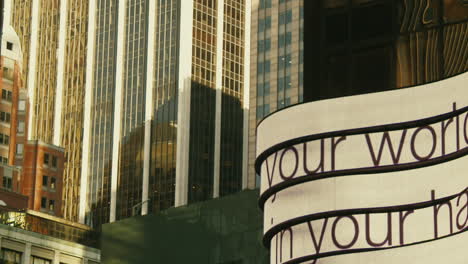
xmin=10 ymin=0 xmax=90 ymax=222
xmin=79 ymin=0 xmax=251 ymax=227
xmin=248 ymin=0 xmax=304 ymax=188
xmin=0 ymin=16 xmax=27 ymax=168
xmin=7 ymin=0 xmax=250 ymax=228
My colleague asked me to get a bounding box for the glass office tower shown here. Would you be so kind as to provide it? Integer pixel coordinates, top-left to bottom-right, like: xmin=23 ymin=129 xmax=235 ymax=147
xmin=10 ymin=0 xmax=90 ymax=222
xmin=79 ymin=0 xmax=251 ymax=227
xmin=10 ymin=0 xmax=250 ymax=227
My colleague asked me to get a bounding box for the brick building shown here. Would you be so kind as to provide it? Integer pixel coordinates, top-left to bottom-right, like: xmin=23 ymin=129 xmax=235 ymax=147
xmin=21 ymin=141 xmax=64 ymax=217
xmin=0 ymin=19 xmax=63 ymax=218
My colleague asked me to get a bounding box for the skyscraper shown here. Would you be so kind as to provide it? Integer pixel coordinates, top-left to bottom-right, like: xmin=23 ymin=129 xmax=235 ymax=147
xmin=10 ymin=0 xmax=89 ymax=222
xmin=248 ymin=0 xmax=304 ymax=188
xmin=9 ymin=0 xmax=250 ymax=228
xmin=79 ymin=0 xmax=251 ymax=227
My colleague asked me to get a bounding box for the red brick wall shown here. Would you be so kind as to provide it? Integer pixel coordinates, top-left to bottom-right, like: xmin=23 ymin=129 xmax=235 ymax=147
xmin=22 ymin=141 xmax=64 ymax=217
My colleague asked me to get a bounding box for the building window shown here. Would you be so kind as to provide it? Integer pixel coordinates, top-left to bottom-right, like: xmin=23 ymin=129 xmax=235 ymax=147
xmin=0 ymin=156 xmax=8 ymax=164
xmin=6 ymin=42 xmax=13 ymax=51
xmin=0 ymin=134 xmax=10 ymax=145
xmin=41 ymin=197 xmax=47 ymax=208
xmin=49 ymin=200 xmax=55 ymax=211
xmin=278 ymin=99 xmax=286 ymax=109
xmin=18 ymin=100 xmax=26 ymax=111
xmin=50 ymin=177 xmax=56 ymax=189
xmin=258 ymin=39 xmax=271 ymax=52
xmin=260 ymin=0 xmax=271 ymax=9
xmin=279 ymin=10 xmax=293 ymax=25
xmin=0 ymin=111 xmax=11 ymax=123
xmin=1 ymin=90 xmax=12 ymax=102
xmin=263 ymin=60 xmax=271 ymax=73
xmin=44 ymin=154 xmax=49 ymax=165
xmin=258 ymin=17 xmax=272 ymax=32
xmin=2 ymin=175 xmax=12 ymax=190
xmin=258 ymin=62 xmax=264 ymax=74
xmin=264 ymin=82 xmax=270 ymax=96
xmin=0 ymin=248 xmax=21 ymax=264
xmin=264 ymin=104 xmax=270 ymax=116
xmin=264 ymin=39 xmax=271 ymax=51
xmin=42 ymin=175 xmax=48 ymax=187
xmin=16 ymin=144 xmax=23 ymax=155
xmin=51 ymin=156 xmax=57 ymax=168
xmin=278 ymin=32 xmax=292 ymax=47
xmin=17 ymin=121 xmax=25 ymax=133
xmin=278 ymin=54 xmax=292 ymax=69
xmin=258 ymin=40 xmax=264 ymax=52
xmin=31 ymin=256 xmax=51 ymax=264
xmin=256 ymin=106 xmax=264 ymax=120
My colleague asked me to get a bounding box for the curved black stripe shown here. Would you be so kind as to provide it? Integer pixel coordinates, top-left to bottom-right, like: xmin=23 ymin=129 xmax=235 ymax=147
xmin=263 ymin=188 xmax=467 ymax=248
xmin=255 ymin=105 xmax=468 ymax=175
xmin=282 ymin=226 xmax=468 ymax=264
xmin=259 ymin=146 xmax=468 ymax=210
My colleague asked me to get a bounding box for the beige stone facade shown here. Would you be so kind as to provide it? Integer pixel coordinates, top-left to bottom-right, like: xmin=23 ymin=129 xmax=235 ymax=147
xmin=248 ymin=0 xmax=304 ymax=188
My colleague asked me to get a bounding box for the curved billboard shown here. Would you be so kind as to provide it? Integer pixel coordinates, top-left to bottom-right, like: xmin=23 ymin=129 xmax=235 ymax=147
xmin=256 ymin=72 xmax=468 ymax=264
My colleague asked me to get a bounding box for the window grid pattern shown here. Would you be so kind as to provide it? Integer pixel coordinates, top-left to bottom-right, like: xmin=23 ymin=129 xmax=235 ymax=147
xmin=87 ymin=0 xmax=118 ymax=228
xmin=277 ymin=4 xmax=293 ymax=110
xmin=116 ymin=0 xmax=149 ymax=220
xmin=0 ymin=248 xmax=21 ymax=264
xmin=219 ymin=0 xmax=245 ymax=196
xmin=192 ymin=0 xmax=217 ymax=87
xmin=31 ymin=0 xmax=60 ymax=142
xmin=11 ymin=0 xmax=32 ymax=91
xmin=188 ymin=0 xmax=218 ymax=203
xmin=255 ymin=0 xmax=303 ymax=122
xmin=148 ymin=0 xmax=180 ymax=213
xmin=60 ymin=0 xmax=90 ymax=222
xmin=255 ymin=0 xmax=272 ymax=121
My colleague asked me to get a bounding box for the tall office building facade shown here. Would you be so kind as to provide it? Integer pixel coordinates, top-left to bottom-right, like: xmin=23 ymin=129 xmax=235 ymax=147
xmin=10 ymin=0 xmax=89 ymax=222
xmin=248 ymin=0 xmax=304 ymax=188
xmin=8 ymin=0 xmax=249 ymax=227
xmin=79 ymin=0 xmax=251 ymax=227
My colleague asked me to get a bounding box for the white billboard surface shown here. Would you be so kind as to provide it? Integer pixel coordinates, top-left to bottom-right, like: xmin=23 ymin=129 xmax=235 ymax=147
xmin=256 ymin=72 xmax=468 ymax=264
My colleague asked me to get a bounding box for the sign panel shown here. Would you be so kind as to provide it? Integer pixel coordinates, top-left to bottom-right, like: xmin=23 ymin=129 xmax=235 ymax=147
xmin=256 ymin=72 xmax=468 ymax=264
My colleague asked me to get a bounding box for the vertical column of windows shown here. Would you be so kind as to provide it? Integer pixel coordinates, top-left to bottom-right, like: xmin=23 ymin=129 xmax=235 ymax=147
xmin=219 ymin=0 xmax=245 ymax=196
xmin=188 ymin=0 xmax=218 ymax=203
xmin=277 ymin=2 xmax=293 ymax=109
xmin=149 ymin=0 xmax=179 ymax=213
xmin=87 ymin=0 xmax=118 ymax=228
xmin=32 ymin=0 xmax=60 ymax=142
xmin=256 ymin=1 xmax=271 ymax=121
xmin=192 ymin=0 xmax=218 ymax=87
xmin=11 ymin=1 xmax=32 ymax=92
xmin=60 ymin=0 xmax=89 ymax=222
xmin=116 ymin=0 xmax=149 ymax=220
